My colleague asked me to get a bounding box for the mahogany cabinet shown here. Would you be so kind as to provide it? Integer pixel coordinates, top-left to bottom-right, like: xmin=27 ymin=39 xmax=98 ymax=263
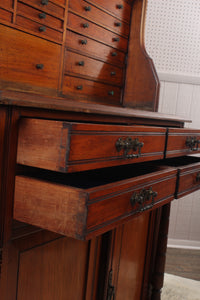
xmin=0 ymin=1 xmax=199 ymax=300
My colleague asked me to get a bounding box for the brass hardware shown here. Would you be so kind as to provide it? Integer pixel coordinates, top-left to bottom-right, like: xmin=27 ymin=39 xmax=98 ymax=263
xmin=78 ymin=61 xmax=85 ymax=66
xmin=81 ymin=39 xmax=87 ymax=45
xmin=106 ymin=270 xmax=115 ymax=300
xmin=111 ymin=52 xmax=117 ymax=56
xmin=41 ymin=0 xmax=48 ymax=5
xmin=85 ymin=6 xmax=91 ymax=11
xmin=108 ymin=91 xmax=114 ymax=96
xmin=77 ymin=85 xmax=83 ymax=90
xmin=196 ymin=172 xmax=200 ymax=182
xmin=116 ymin=137 xmax=144 ymax=159
xmin=83 ymin=23 xmax=89 ymax=28
xmin=39 ymin=12 xmax=46 ymax=19
xmin=39 ymin=26 xmax=46 ymax=32
xmin=117 ymin=4 xmax=123 ymax=9
xmin=130 ymin=187 xmax=158 ymax=212
xmin=36 ymin=64 xmax=44 ymax=70
xmin=115 ymin=22 xmax=121 ymax=27
xmin=186 ymin=136 xmax=200 ymax=151
xmin=113 ymin=37 xmax=120 ymax=42
xmin=111 ymin=71 xmax=116 ymax=76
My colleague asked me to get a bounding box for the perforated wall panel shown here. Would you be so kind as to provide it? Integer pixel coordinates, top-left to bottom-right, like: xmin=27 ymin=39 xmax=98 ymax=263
xmin=145 ymin=0 xmax=200 ymax=76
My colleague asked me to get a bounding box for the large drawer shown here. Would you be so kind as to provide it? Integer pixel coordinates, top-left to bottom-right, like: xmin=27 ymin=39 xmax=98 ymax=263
xmin=14 ymin=164 xmax=177 ymax=239
xmin=166 ymin=128 xmax=200 ymax=158
xmin=17 ymin=118 xmax=166 ymax=172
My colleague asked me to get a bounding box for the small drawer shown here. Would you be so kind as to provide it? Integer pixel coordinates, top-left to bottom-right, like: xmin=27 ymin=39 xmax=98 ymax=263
xmin=0 ymin=0 xmax=13 ymax=10
xmin=67 ymin=13 xmax=128 ymax=52
xmin=0 ymin=25 xmax=61 ymax=90
xmin=166 ymin=128 xmax=200 ymax=158
xmin=17 ymin=119 xmax=166 ymax=173
xmin=64 ymin=51 xmax=123 ymax=86
xmin=20 ymin=0 xmax=65 ymax=18
xmin=17 ymin=2 xmax=63 ymax=30
xmin=69 ymin=0 xmax=130 ymax=37
xmin=66 ymin=30 xmax=126 ymax=67
xmin=16 ymin=15 xmax=63 ymax=42
xmin=14 ymin=164 xmax=177 ymax=239
xmin=0 ymin=7 xmax=13 ymax=22
xmin=86 ymin=0 xmax=132 ymax=23
xmin=62 ymin=75 xmax=121 ymax=105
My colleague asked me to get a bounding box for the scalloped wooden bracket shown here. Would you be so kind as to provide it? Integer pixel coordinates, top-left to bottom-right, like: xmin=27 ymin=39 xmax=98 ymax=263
xmin=123 ymin=0 xmax=160 ymax=112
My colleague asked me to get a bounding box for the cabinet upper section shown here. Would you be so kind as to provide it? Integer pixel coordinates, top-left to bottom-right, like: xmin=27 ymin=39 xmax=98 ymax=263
xmin=0 ymin=0 xmax=159 ymax=111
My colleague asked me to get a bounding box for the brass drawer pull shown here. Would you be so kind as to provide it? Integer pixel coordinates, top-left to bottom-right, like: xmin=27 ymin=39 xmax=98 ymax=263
xmin=115 ymin=22 xmax=122 ymax=27
xmin=111 ymin=52 xmax=117 ymax=57
xmin=196 ymin=172 xmax=200 ymax=182
xmin=39 ymin=26 xmax=46 ymax=32
xmin=113 ymin=37 xmax=120 ymax=42
xmin=78 ymin=61 xmax=85 ymax=66
xmin=111 ymin=71 xmax=116 ymax=76
xmin=41 ymin=0 xmax=48 ymax=5
xmin=117 ymin=4 xmax=123 ymax=9
xmin=76 ymin=85 xmax=83 ymax=90
xmin=36 ymin=64 xmax=44 ymax=70
xmin=186 ymin=136 xmax=200 ymax=151
xmin=39 ymin=12 xmax=46 ymax=19
xmin=108 ymin=91 xmax=114 ymax=96
xmin=130 ymin=187 xmax=158 ymax=212
xmin=116 ymin=137 xmax=144 ymax=159
xmin=85 ymin=6 xmax=91 ymax=11
xmin=83 ymin=23 xmax=89 ymax=28
xmin=81 ymin=39 xmax=87 ymax=45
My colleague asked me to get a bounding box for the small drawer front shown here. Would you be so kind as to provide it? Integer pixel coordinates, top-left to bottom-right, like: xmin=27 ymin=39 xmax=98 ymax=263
xmin=64 ymin=51 xmax=123 ymax=86
xmin=0 ymin=7 xmax=13 ymax=22
xmin=69 ymin=0 xmax=130 ymax=37
xmin=67 ymin=13 xmax=128 ymax=52
xmin=0 ymin=25 xmax=61 ymax=90
xmin=66 ymin=30 xmax=126 ymax=67
xmin=17 ymin=2 xmax=63 ymax=31
xmin=16 ymin=15 xmax=63 ymax=42
xmin=86 ymin=0 xmax=132 ymax=23
xmin=0 ymin=0 xmax=13 ymax=10
xmin=14 ymin=167 xmax=177 ymax=239
xmin=166 ymin=128 xmax=200 ymax=158
xmin=17 ymin=119 xmax=166 ymax=173
xmin=62 ymin=75 xmax=121 ymax=105
xmin=19 ymin=0 xmax=65 ymax=18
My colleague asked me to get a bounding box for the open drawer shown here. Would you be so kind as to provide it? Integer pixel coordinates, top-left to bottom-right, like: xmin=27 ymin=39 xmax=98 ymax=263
xmin=13 ymin=164 xmax=177 ymax=240
xmin=16 ymin=118 xmax=166 ymax=173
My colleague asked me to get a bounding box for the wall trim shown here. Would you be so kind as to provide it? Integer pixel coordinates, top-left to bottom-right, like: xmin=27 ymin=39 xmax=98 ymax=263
xmin=168 ymin=238 xmax=200 ymax=250
xmin=158 ymin=72 xmax=200 ymax=85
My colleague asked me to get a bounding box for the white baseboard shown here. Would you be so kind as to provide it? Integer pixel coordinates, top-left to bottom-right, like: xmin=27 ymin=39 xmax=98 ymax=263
xmin=168 ymin=238 xmax=200 ymax=250
xmin=158 ymin=71 xmax=200 ymax=85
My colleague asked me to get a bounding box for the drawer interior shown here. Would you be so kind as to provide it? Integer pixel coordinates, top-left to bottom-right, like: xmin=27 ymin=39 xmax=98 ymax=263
xmin=162 ymin=155 xmax=200 ymax=168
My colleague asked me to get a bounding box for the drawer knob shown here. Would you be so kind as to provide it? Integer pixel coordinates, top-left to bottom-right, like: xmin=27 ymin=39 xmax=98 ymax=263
xmin=115 ymin=22 xmax=122 ymax=27
xmin=186 ymin=136 xmax=200 ymax=151
xmin=117 ymin=4 xmax=123 ymax=9
xmin=77 ymin=85 xmax=83 ymax=90
xmin=111 ymin=71 xmax=116 ymax=76
xmin=130 ymin=187 xmax=157 ymax=212
xmin=83 ymin=23 xmax=89 ymax=28
xmin=85 ymin=6 xmax=91 ymax=11
xmin=39 ymin=26 xmax=46 ymax=32
xmin=113 ymin=37 xmax=120 ymax=42
xmin=39 ymin=12 xmax=46 ymax=19
xmin=36 ymin=64 xmax=44 ymax=70
xmin=111 ymin=52 xmax=117 ymax=57
xmin=78 ymin=61 xmax=85 ymax=66
xmin=116 ymin=137 xmax=144 ymax=159
xmin=41 ymin=0 xmax=48 ymax=5
xmin=108 ymin=91 xmax=114 ymax=96
xmin=81 ymin=39 xmax=87 ymax=45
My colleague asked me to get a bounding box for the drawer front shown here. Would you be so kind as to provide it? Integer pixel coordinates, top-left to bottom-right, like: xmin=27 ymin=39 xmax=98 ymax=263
xmin=0 ymin=7 xmax=13 ymax=22
xmin=86 ymin=0 xmax=132 ymax=22
xmin=62 ymin=75 xmax=121 ymax=105
xmin=16 ymin=15 xmax=63 ymax=42
xmin=166 ymin=128 xmax=200 ymax=158
xmin=0 ymin=0 xmax=13 ymax=10
xmin=66 ymin=30 xmax=126 ymax=67
xmin=64 ymin=51 xmax=123 ymax=85
xmin=67 ymin=13 xmax=128 ymax=52
xmin=14 ymin=167 xmax=177 ymax=239
xmin=17 ymin=2 xmax=63 ymax=30
xmin=0 ymin=25 xmax=61 ymax=90
xmin=177 ymin=162 xmax=200 ymax=198
xmin=19 ymin=0 xmax=65 ymax=18
xmin=69 ymin=0 xmax=130 ymax=37
xmin=17 ymin=119 xmax=166 ymax=173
